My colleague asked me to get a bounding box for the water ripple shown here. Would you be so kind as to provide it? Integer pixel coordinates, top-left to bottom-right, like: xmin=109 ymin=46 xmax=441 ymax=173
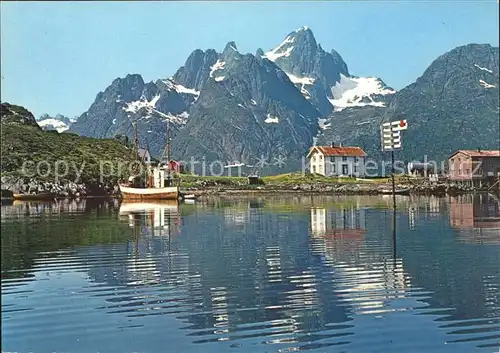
xmin=2 ymin=195 xmax=499 ymax=353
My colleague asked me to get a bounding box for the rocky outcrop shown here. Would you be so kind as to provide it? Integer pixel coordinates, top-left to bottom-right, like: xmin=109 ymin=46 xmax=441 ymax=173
xmin=1 ymin=102 xmax=40 ymax=127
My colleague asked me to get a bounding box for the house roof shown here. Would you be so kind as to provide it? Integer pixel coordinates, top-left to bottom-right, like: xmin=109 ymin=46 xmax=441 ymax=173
xmin=449 ymin=150 xmax=500 ymax=158
xmin=308 ymin=146 xmax=367 ymax=158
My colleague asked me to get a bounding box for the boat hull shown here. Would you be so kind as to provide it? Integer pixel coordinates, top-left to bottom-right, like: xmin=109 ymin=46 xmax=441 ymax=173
xmin=13 ymin=192 xmax=54 ymax=201
xmin=379 ymin=188 xmax=410 ymax=195
xmin=119 ymin=184 xmax=180 ymax=200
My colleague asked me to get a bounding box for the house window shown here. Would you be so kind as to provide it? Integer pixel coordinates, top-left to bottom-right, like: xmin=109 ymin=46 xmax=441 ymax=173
xmin=342 ymin=165 xmax=348 ymax=175
xmin=332 ymin=163 xmax=336 ymax=173
xmin=354 ymin=166 xmax=358 ymax=173
xmin=330 ymin=156 xmax=335 ymax=162
xmin=313 ymin=165 xmax=317 ymax=173
xmin=342 ymin=156 xmax=347 ymax=162
xmin=313 ymin=156 xmax=316 ymax=162
xmin=319 ymin=155 xmax=323 ymax=160
xmin=354 ymin=157 xmax=359 ymax=163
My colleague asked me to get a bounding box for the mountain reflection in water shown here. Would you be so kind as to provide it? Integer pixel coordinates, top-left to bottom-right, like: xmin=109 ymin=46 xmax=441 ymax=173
xmin=1 ymin=194 xmax=499 ymax=353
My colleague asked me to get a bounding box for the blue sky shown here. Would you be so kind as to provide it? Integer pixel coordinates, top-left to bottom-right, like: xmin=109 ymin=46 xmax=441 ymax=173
xmin=1 ymin=1 xmax=498 ymax=118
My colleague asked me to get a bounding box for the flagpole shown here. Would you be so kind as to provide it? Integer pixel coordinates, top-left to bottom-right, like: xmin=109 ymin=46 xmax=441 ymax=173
xmin=381 ymin=119 xmax=407 ymax=211
xmin=391 ymin=149 xmax=396 ymax=210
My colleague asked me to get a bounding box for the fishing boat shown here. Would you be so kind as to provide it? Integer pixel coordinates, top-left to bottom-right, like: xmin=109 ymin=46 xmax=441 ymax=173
xmin=119 ymin=121 xmax=180 ymax=201
xmin=119 ymin=184 xmax=180 ymax=201
xmin=379 ymin=188 xmax=410 ymax=196
xmin=13 ymin=192 xmax=54 ymax=201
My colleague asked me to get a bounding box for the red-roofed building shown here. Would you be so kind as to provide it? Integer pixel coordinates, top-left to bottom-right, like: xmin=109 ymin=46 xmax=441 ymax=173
xmin=448 ymin=149 xmax=500 ymax=184
xmin=307 ymin=143 xmax=367 ymax=177
xmin=168 ymin=160 xmax=183 ymax=173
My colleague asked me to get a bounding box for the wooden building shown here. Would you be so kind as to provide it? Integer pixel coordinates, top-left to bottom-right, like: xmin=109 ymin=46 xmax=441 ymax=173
xmin=448 ymin=149 xmax=500 ymax=187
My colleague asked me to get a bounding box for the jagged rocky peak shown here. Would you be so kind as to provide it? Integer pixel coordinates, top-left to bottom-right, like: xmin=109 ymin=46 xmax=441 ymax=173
xmin=110 ymin=73 xmax=145 ymax=90
xmin=172 ymin=48 xmax=219 ymax=91
xmin=205 ymin=41 xmax=243 ymax=83
xmin=289 ymin=26 xmax=318 ymax=50
xmin=223 ymin=41 xmax=238 ymax=54
xmin=262 ymin=26 xmax=350 ymax=115
xmin=220 ymin=41 xmax=242 ymax=67
xmin=263 ymin=26 xmax=327 ymax=67
xmin=262 ymin=26 xmax=398 ymax=115
xmin=105 ymin=73 xmax=146 ymax=102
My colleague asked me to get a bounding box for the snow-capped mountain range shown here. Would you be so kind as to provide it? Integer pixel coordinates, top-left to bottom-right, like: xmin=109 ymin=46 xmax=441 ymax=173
xmin=59 ymin=26 xmax=498 ymax=171
xmin=36 ymin=114 xmax=76 ymax=133
xmin=67 ymin=26 xmax=397 ymax=162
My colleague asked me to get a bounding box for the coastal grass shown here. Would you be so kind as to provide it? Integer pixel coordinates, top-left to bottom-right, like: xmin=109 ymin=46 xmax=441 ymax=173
xmin=179 ymin=174 xmax=247 ymax=188
xmin=1 ymin=124 xmax=136 ymax=185
xmin=262 ymin=172 xmax=360 ymax=185
xmin=177 ymin=172 xmax=409 ymax=187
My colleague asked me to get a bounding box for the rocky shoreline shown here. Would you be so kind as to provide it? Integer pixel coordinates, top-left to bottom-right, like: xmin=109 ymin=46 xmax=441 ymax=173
xmin=1 ymin=177 xmax=120 ymax=199
xmin=1 ymin=176 xmax=496 ymax=200
xmin=185 ymin=179 xmax=493 ymax=197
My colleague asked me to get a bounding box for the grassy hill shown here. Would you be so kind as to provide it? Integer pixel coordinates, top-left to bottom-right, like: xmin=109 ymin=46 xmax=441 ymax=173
xmin=1 ymin=103 xmax=136 ymax=186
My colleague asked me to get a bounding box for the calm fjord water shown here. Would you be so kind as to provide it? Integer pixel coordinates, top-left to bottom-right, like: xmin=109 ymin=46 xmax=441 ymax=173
xmin=1 ymin=195 xmax=499 ymax=353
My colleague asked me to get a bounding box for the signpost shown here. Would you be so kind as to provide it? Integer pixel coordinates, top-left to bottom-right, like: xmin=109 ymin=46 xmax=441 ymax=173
xmin=380 ymin=119 xmax=408 ymax=209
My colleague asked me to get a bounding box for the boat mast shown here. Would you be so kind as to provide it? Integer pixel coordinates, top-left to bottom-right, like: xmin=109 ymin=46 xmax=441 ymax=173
xmin=132 ymin=120 xmax=146 ymax=186
xmin=166 ymin=120 xmax=171 ymax=164
xmin=132 ymin=121 xmax=139 ymax=161
xmin=166 ymin=120 xmax=172 ymax=186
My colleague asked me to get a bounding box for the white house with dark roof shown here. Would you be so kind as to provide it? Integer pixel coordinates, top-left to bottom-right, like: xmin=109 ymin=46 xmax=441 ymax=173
xmin=137 ymin=147 xmax=152 ymax=164
xmin=307 ymin=143 xmax=367 ymax=177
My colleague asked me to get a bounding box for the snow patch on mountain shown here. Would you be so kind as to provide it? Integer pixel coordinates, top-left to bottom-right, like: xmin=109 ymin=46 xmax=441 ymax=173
xmin=474 ymin=64 xmax=493 ymax=74
xmin=175 ymin=83 xmax=200 ymax=96
xmin=285 ymin=73 xmax=315 ymax=100
xmin=264 ymin=36 xmax=295 ymax=61
xmin=124 ymin=94 xmax=161 ymax=113
xmin=265 ymin=114 xmax=279 ymax=124
xmin=318 ymin=118 xmax=331 ymax=130
xmin=329 ymin=74 xmax=396 ymax=111
xmin=210 ymin=60 xmax=226 ymax=78
xmin=479 ymin=79 xmax=496 ymax=88
xmin=37 ymin=118 xmax=70 ymax=133
xmin=286 ymin=74 xmax=315 ymax=86
xmin=150 ymin=109 xmax=188 ymax=125
xmin=161 ymin=79 xmax=200 ymax=96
